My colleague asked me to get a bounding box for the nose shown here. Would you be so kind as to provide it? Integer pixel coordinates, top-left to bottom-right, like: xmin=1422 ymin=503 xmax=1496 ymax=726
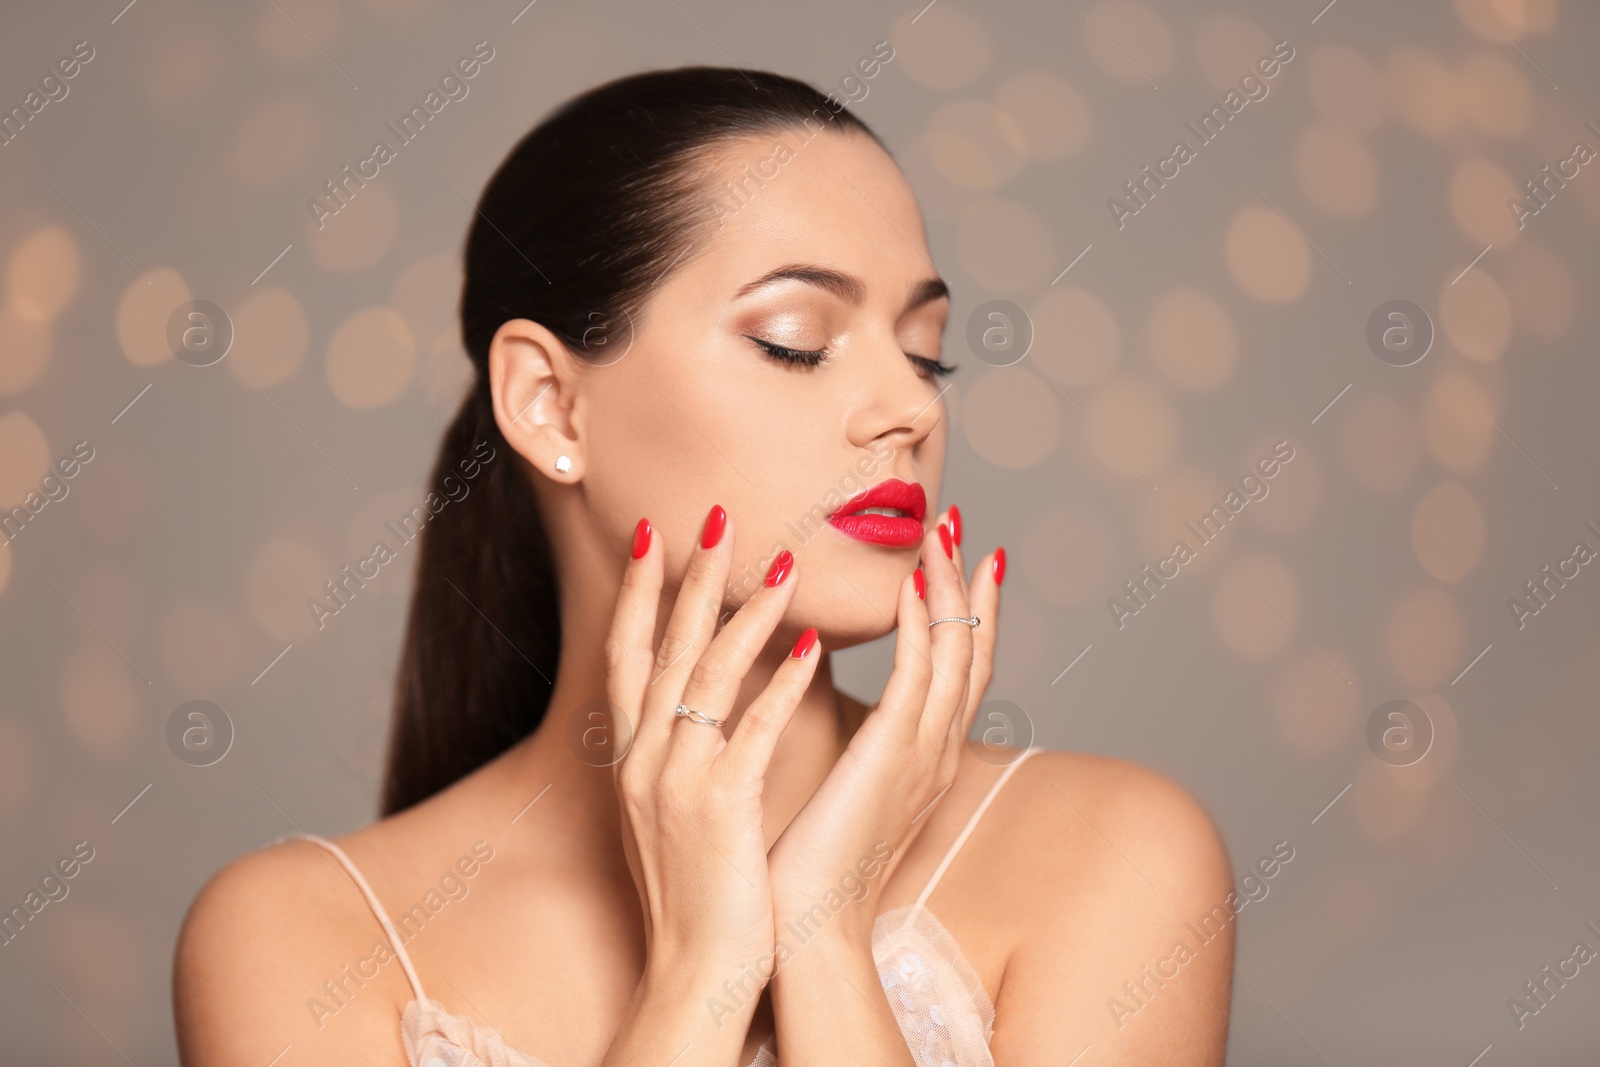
xmin=840 ymin=336 xmax=944 ymax=455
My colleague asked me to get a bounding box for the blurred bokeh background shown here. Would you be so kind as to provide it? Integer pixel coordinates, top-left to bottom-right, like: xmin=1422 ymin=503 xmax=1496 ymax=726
xmin=2 ymin=0 xmax=1598 ymax=1062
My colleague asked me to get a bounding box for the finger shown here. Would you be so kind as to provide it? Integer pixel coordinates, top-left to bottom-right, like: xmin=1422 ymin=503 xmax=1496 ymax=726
xmin=931 ymin=507 xmax=958 ymax=580
xmin=932 ymin=506 xmax=970 ymax=611
xmin=947 ymin=503 xmax=969 ymax=601
xmin=606 ymin=517 xmax=663 ymax=761
xmin=665 ymin=546 xmax=800 ymax=768
xmin=921 ymin=519 xmax=974 ymax=743
xmin=957 ymin=546 xmax=1003 ymax=744
xmin=639 ymin=504 xmax=733 ymax=743
xmin=718 ymin=624 xmax=823 ymax=783
xmin=874 ymin=567 xmax=933 ymax=735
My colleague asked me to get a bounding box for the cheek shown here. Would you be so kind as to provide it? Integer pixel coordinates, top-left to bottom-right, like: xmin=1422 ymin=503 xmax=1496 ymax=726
xmin=581 ymin=404 xmax=695 ymax=552
xmin=580 ymin=353 xmax=787 ymax=575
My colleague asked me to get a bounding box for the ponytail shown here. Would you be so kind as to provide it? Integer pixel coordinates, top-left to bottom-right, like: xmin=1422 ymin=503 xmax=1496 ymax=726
xmin=383 ymin=383 xmax=558 ymax=815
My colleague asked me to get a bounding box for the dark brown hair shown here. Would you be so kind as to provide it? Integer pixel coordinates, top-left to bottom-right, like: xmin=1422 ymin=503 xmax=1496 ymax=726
xmin=382 ymin=66 xmax=883 ymax=815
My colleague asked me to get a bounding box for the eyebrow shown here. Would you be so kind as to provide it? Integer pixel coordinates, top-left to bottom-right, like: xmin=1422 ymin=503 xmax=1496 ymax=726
xmin=734 ymin=263 xmax=949 ymax=313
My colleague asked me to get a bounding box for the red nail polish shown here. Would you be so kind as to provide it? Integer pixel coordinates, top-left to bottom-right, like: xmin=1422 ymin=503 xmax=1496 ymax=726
xmin=701 ymin=504 xmax=727 ymax=550
xmin=937 ymin=522 xmax=952 ymax=559
xmin=913 ymin=567 xmax=925 ymax=601
xmin=631 ymin=517 xmax=652 ymax=559
xmin=792 ymin=627 xmax=819 ymax=659
xmin=993 ymin=546 xmax=1007 ymax=586
xmin=949 ymin=504 xmax=962 ymax=547
xmin=764 ymin=549 xmax=794 ymax=587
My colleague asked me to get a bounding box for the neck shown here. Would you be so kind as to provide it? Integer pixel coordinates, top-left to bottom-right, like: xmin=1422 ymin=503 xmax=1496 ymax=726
xmin=501 ymin=570 xmax=853 ymax=867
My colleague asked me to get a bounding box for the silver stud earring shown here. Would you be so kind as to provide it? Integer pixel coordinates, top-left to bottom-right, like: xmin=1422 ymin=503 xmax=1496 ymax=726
xmin=554 ymin=455 xmax=573 ymax=475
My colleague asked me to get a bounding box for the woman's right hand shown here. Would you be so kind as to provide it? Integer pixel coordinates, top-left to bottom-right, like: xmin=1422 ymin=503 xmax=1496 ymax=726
xmin=605 ymin=505 xmax=820 ymax=1009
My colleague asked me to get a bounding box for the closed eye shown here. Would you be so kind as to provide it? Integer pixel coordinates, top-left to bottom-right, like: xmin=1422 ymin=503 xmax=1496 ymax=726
xmin=748 ymin=336 xmax=956 ymax=379
xmin=909 ymin=355 xmax=957 ymax=379
xmin=746 ymin=336 xmax=828 ymax=368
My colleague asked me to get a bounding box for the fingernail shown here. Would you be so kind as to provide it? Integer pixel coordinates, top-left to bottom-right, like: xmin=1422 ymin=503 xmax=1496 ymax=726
xmin=913 ymin=567 xmax=925 ymax=600
xmin=993 ymin=546 xmax=1007 ymax=586
xmin=937 ymin=522 xmax=953 ymax=559
xmin=949 ymin=504 xmax=962 ymax=547
xmin=630 ymin=517 xmax=652 ymax=559
xmin=764 ymin=549 xmax=794 ymax=587
xmin=701 ymin=504 xmax=727 ymax=550
xmin=792 ymin=627 xmax=819 ymax=659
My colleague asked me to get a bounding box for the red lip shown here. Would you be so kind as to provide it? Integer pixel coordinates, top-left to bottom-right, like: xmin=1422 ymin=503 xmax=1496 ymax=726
xmin=827 ymin=479 xmax=927 ymax=547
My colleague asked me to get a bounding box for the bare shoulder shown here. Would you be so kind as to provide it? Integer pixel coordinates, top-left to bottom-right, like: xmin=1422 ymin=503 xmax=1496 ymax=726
xmin=964 ymin=744 xmax=1235 ymax=1065
xmin=997 ymin=745 xmax=1232 ymax=891
xmin=173 ymin=833 xmax=414 ymax=1066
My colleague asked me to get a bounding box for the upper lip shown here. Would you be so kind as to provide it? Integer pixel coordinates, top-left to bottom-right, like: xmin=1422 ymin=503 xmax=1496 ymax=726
xmin=829 ymin=479 xmax=927 ymax=522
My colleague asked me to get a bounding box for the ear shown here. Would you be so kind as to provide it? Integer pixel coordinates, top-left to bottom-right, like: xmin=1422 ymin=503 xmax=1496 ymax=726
xmin=487 ymin=317 xmax=584 ymax=482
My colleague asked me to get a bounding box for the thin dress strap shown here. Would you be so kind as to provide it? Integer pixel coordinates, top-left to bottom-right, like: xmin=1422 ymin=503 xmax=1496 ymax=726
xmin=906 ymin=747 xmax=1040 ymax=922
xmin=299 ymin=833 xmax=429 ymax=1003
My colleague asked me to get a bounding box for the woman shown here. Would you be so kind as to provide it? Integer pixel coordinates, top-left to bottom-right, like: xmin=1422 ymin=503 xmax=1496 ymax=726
xmin=174 ymin=67 xmax=1234 ymax=1066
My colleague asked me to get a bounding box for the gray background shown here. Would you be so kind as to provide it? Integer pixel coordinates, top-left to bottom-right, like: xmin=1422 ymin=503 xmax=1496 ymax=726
xmin=1 ymin=0 xmax=1598 ymax=1062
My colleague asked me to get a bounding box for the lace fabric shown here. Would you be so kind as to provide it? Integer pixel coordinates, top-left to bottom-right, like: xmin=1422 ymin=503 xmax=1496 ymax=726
xmin=303 ymin=748 xmax=1036 ymax=1067
xmin=402 ymin=998 xmax=547 ymax=1067
xmin=398 ymin=899 xmax=995 ymax=1067
xmin=745 ymin=902 xmax=996 ymax=1067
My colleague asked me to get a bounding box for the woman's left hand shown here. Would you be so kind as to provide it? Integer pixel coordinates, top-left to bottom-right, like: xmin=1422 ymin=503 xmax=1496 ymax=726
xmin=765 ymin=507 xmax=1003 ymax=941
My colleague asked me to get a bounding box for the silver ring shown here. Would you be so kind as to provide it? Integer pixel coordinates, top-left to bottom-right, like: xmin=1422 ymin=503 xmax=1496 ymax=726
xmin=674 ymin=703 xmax=727 ymax=728
xmin=928 ymin=615 xmax=980 ymax=629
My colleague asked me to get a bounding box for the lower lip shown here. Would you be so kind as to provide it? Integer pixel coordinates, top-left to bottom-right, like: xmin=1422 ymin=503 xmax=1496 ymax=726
xmin=828 ymin=512 xmax=925 ymax=547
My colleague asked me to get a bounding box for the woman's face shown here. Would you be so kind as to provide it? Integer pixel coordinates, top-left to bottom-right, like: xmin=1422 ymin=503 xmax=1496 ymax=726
xmin=580 ymin=129 xmax=950 ymax=647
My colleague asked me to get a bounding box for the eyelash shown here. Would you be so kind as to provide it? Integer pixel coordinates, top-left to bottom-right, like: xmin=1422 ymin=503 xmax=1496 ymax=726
xmin=746 ymin=337 xmax=956 ymax=379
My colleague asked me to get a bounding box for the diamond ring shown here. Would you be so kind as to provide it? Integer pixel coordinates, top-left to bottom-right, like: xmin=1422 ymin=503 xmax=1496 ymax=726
xmin=674 ymin=703 xmax=727 ymax=728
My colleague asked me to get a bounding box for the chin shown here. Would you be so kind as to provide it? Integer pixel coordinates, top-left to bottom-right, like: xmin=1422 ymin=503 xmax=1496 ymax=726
xmin=795 ymin=548 xmax=917 ymax=649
